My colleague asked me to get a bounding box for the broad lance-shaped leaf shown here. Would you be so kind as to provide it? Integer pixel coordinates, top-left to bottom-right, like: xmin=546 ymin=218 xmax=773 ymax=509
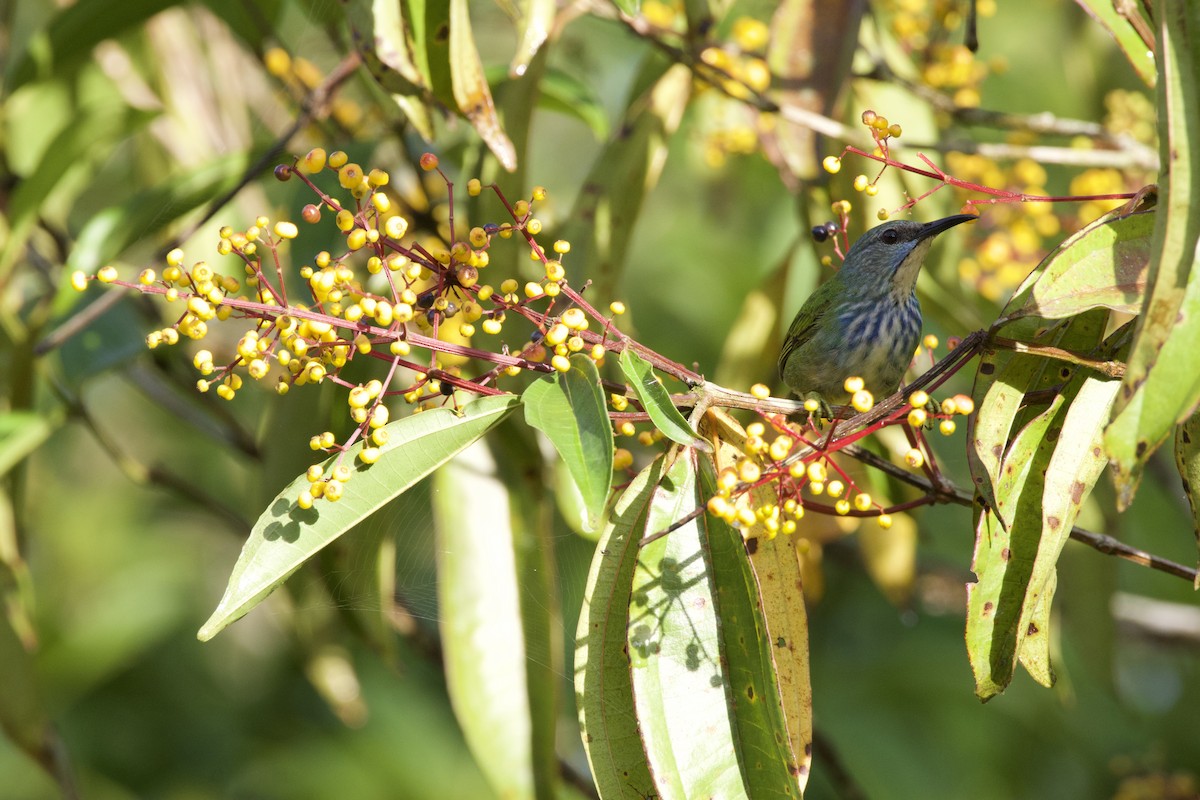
xmin=434 ymin=432 xmax=557 ymax=800
xmin=966 ymin=371 xmax=1117 ymax=700
xmin=619 ymin=349 xmax=709 ymax=451
xmin=967 ymin=390 xmax=1065 ymax=700
xmin=697 ymin=457 xmax=802 ymax=798
xmin=1074 ymin=0 xmax=1156 ymax=86
xmin=510 ymin=0 xmax=554 ymax=77
xmin=1106 ymin=4 xmax=1200 ymax=508
xmin=969 ymin=310 xmax=1108 ymax=523
xmin=523 ymin=354 xmax=612 ymax=531
xmin=707 ymin=409 xmax=812 ymax=789
xmin=449 ymin=0 xmax=516 ymax=170
xmin=629 ymin=451 xmax=746 ymax=800
xmin=1173 ymin=412 xmax=1200 ymax=581
xmin=1000 ymin=208 xmax=1154 ymax=322
xmin=1013 ymin=375 xmax=1119 ymax=687
xmin=346 ymin=0 xmax=435 ymax=140
xmin=197 ymin=394 xmax=520 ymax=641
xmin=576 ymin=459 xmax=662 ymax=800
xmin=558 ymin=63 xmax=691 ymax=301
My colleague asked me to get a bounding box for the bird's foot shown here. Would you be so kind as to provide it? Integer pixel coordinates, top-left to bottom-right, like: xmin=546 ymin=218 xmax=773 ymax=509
xmin=801 ymin=392 xmax=834 ymax=424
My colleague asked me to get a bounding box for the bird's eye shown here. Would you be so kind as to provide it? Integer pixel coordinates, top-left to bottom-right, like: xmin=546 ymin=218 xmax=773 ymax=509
xmin=880 ymin=229 xmax=900 ymax=245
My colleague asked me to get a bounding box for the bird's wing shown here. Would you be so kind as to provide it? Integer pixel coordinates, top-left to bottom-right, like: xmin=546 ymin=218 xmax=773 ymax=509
xmin=777 ymin=285 xmax=833 ymax=379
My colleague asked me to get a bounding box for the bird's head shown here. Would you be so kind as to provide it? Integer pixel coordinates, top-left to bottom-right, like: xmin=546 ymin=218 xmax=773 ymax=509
xmin=841 ymin=214 xmax=976 ymax=297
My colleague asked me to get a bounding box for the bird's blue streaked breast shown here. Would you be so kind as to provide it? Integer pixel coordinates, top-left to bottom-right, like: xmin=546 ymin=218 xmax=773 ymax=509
xmin=834 ymin=294 xmax=923 ymax=393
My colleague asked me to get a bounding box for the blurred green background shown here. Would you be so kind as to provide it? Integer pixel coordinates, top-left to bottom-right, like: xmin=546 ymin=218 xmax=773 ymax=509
xmin=2 ymin=0 xmax=1197 ymax=797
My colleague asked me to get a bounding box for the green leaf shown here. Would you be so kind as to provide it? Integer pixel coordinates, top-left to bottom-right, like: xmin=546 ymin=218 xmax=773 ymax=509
xmin=435 ymin=429 xmax=558 ymax=800
xmin=966 ymin=392 xmax=1066 ymax=700
xmin=6 ymin=0 xmax=179 ymax=91
xmin=969 ymin=311 xmax=1108 ymax=521
xmin=698 ymin=457 xmax=803 ymax=797
xmin=618 ymin=349 xmax=708 ymax=451
xmin=628 ymin=452 xmax=747 ymax=800
xmin=1106 ymin=4 xmax=1200 ymax=507
xmin=349 ymin=0 xmax=436 ymax=140
xmin=1173 ymin=412 xmax=1200 ymax=577
xmin=709 ymin=415 xmax=811 ymax=788
xmin=449 ymin=0 xmax=516 ymax=170
xmin=523 ymin=355 xmax=612 ymax=531
xmin=1017 ymin=568 xmax=1057 ymax=689
xmin=0 ymin=412 xmax=58 ymax=478
xmin=1073 ymin=0 xmax=1156 ymax=86
xmin=0 ymin=105 xmax=154 ymax=282
xmin=197 ymin=394 xmax=520 ymax=641
xmin=528 ymin=68 xmax=610 ymax=140
xmin=575 ymin=459 xmax=662 ymax=800
xmin=510 ymin=0 xmax=554 ymax=78
xmin=966 ymin=371 xmax=1117 ymax=700
xmin=1000 ymin=208 xmax=1154 ymax=322
xmin=65 ymin=154 xmax=251 ymax=276
xmin=559 ymin=62 xmax=691 ymax=300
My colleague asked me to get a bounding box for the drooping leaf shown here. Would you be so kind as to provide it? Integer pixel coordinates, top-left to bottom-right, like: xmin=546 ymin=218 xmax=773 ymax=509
xmin=1173 ymin=412 xmax=1200 ymax=578
xmin=576 ymin=458 xmax=662 ymax=800
xmin=966 ymin=369 xmax=1118 ymax=700
xmin=510 ymin=0 xmax=555 ymax=78
xmin=1000 ymin=208 xmax=1154 ymax=323
xmin=628 ymin=451 xmax=747 ymax=800
xmin=966 ymin=392 xmax=1066 ymax=701
xmin=559 ymin=62 xmax=691 ymax=299
xmin=618 ymin=348 xmax=708 ymax=451
xmin=64 ymin=154 xmax=252 ymax=276
xmin=0 ymin=106 xmax=155 ymax=282
xmin=523 ymin=355 xmax=612 ymax=531
xmin=1106 ymin=4 xmax=1200 ymax=507
xmin=697 ymin=457 xmax=804 ymax=797
xmin=1073 ymin=0 xmax=1156 ymax=85
xmin=434 ymin=430 xmax=557 ymax=800
xmin=6 ymin=0 xmax=178 ymax=91
xmin=449 ymin=0 xmax=516 ymax=170
xmin=197 ymin=394 xmax=520 ymax=641
xmin=1016 ymin=569 xmax=1057 ymax=688
xmin=0 ymin=412 xmax=59 ymax=478
xmin=969 ymin=310 xmax=1108 ymax=520
xmin=707 ymin=410 xmax=812 ymax=790
xmin=349 ymin=0 xmax=436 ymax=140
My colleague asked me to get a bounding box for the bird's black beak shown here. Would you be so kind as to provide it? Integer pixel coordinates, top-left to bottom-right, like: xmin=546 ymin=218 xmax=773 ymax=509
xmin=919 ymin=213 xmax=977 ymax=240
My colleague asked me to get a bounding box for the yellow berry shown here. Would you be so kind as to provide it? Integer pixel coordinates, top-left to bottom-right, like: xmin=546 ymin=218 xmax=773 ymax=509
xmin=738 ymin=459 xmax=761 ymax=483
xmin=853 ymin=492 xmax=872 ymax=511
xmin=467 ymin=178 xmax=482 ymax=196
xmin=750 ymin=383 xmax=771 ymax=399
xmin=609 ymin=301 xmax=626 ymax=315
xmin=524 ymin=282 xmax=544 ymax=299
xmin=924 ymin=334 xmax=939 ymax=350
xmin=941 ymin=397 xmax=959 ymax=415
xmin=328 ymin=150 xmax=349 ymax=169
xmin=835 ymin=499 xmax=851 ymax=515
xmin=613 ymin=448 xmax=634 ymax=471
xmin=551 ymin=354 xmax=571 ymax=372
xmin=905 ymin=448 xmax=924 ymax=469
xmin=360 ymin=447 xmax=381 ymax=465
xmin=96 ymin=266 xmax=118 ymax=283
xmin=301 ymin=148 xmax=327 ymax=173
xmin=806 ymin=461 xmax=827 ymax=483
xmin=347 ymin=229 xmax=367 ymax=250
xmin=939 ymin=419 xmax=957 ymax=436
xmin=822 ymin=156 xmax=842 ymax=174
xmin=907 ymin=408 xmax=928 ymax=428
xmin=954 ymin=395 xmax=976 ymax=415
xmin=909 ymin=390 xmax=929 ymax=408
xmin=878 ymin=513 xmax=893 ymax=529
xmin=853 ymin=174 xmax=869 ymax=192
xmin=274 ymin=221 xmax=299 ymax=239
xmin=826 ymin=479 xmax=845 ymax=498
xmin=851 ymin=389 xmax=874 ymax=413
xmin=70 ymin=271 xmax=88 ymax=291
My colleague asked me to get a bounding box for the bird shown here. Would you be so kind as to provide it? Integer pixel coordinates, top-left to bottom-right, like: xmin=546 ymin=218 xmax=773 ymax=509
xmin=778 ymin=214 xmax=976 ymax=410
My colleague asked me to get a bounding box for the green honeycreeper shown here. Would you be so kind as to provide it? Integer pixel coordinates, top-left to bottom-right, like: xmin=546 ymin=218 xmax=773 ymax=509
xmin=779 ymin=214 xmax=975 ymax=407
